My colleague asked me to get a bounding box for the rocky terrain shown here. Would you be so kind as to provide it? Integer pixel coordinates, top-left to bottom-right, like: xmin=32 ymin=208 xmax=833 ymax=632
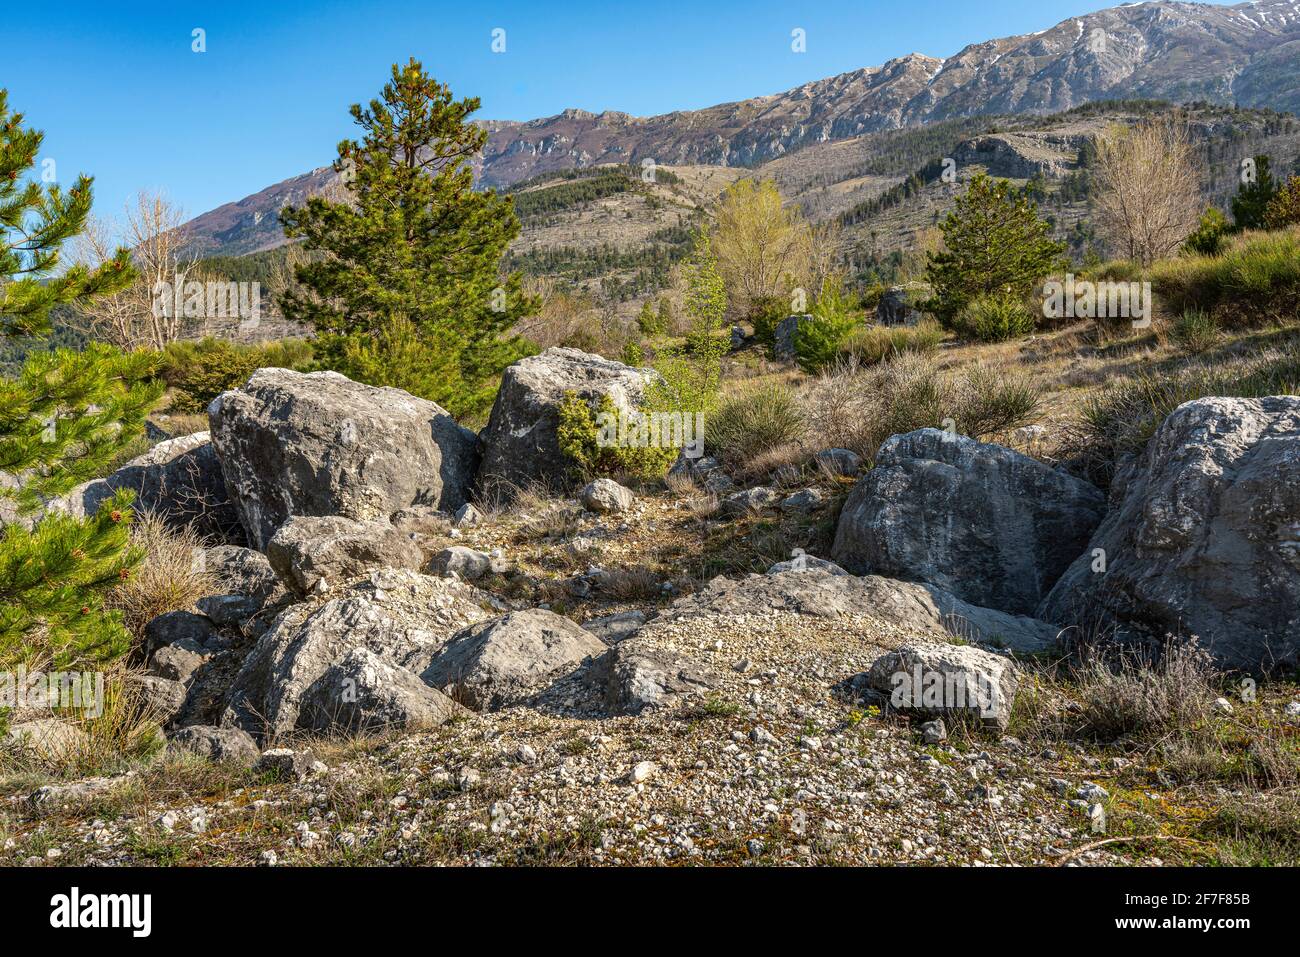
xmin=3 ymin=345 xmax=1297 ymax=867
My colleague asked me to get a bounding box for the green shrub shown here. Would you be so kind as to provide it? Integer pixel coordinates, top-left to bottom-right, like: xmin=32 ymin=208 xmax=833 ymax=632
xmin=1183 ymin=207 xmax=1230 ymax=256
xmin=794 ymin=284 xmax=862 ymax=372
xmin=636 ymin=301 xmax=665 ymax=336
xmin=837 ymin=320 xmax=943 ymax=365
xmin=1265 ymin=176 xmax=1300 ymax=230
xmin=704 ymin=382 xmax=806 ymax=469
xmin=620 ymin=340 xmax=645 ymax=366
xmin=960 ymin=294 xmax=1037 ymax=342
xmin=163 ymin=337 xmax=314 ymax=413
xmin=746 ymin=295 xmax=789 ymax=345
xmin=556 ymin=392 xmax=676 ymax=480
xmin=647 ymin=329 xmax=728 ymax=416
xmin=1170 ymin=309 xmax=1220 ymax=354
xmin=1148 ymin=229 xmax=1300 ymax=322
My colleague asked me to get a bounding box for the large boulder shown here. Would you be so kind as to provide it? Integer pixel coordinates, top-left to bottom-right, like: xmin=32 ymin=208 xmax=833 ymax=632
xmin=222 ymin=568 xmax=493 ymax=738
xmin=266 ymin=515 xmax=423 ymax=596
xmin=209 ymin=369 xmax=478 ymax=550
xmin=420 ymin=609 xmax=606 ymax=711
xmin=197 ymin=545 xmax=285 ymax=632
xmin=773 ymin=315 xmax=812 ymax=360
xmin=1039 ymin=396 xmax=1300 ymax=671
xmin=166 ymin=725 xmax=260 ymax=766
xmin=832 ymin=429 xmax=1105 ymax=616
xmin=55 ymin=432 xmax=242 ymax=542
xmin=476 ymin=348 xmax=658 ymax=498
xmin=669 ymin=570 xmax=1059 ymax=653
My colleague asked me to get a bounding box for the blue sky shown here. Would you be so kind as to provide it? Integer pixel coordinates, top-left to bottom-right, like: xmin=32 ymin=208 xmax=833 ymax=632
xmin=8 ymin=0 xmax=1232 ymax=228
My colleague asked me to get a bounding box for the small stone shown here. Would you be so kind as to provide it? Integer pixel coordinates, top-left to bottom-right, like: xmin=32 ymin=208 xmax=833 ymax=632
xmin=454 ymin=503 xmax=483 ymax=527
xmin=750 ymin=726 xmax=778 ymax=747
xmin=628 ymin=761 xmax=657 ymax=784
xmin=1077 ymin=783 xmax=1109 ymax=803
xmin=515 ymin=743 xmax=538 ymax=765
xmin=258 ymin=849 xmax=279 ymax=866
xmin=920 ymin=718 xmax=947 ymax=744
xmin=456 ymin=768 xmax=481 ymax=791
xmin=1213 ymin=697 xmax=1234 ymax=714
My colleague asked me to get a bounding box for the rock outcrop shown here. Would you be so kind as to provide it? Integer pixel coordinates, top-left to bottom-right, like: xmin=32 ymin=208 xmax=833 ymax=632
xmin=209 ymin=369 xmax=478 ymax=549
xmin=222 ymin=569 xmax=493 ymax=738
xmin=267 ymin=515 xmax=423 ymax=596
xmin=600 ymin=641 xmax=715 ymax=715
xmin=670 ymin=569 xmax=1060 ymax=652
xmin=56 ymin=432 xmax=242 ymax=542
xmin=832 ymin=429 xmax=1105 ymax=616
xmin=297 ymin=647 xmax=468 ymax=733
xmin=1039 ymin=396 xmax=1300 ymax=671
xmin=477 ymin=348 xmax=658 ymax=498
xmin=864 ymin=644 xmax=1019 ymax=731
xmin=420 ymin=609 xmax=606 ymax=711
xmin=875 ymin=283 xmax=930 ymax=326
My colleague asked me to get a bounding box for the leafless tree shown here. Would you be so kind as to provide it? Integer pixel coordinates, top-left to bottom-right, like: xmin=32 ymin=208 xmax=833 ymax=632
xmin=1090 ymin=119 xmax=1204 ymax=266
xmin=72 ymin=190 xmax=203 ymax=348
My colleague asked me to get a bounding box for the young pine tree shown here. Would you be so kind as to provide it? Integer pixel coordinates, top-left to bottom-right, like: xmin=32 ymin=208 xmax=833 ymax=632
xmin=1231 ymin=155 xmax=1278 ymax=231
xmin=647 ymin=230 xmax=728 ymax=415
xmin=280 ymin=59 xmax=536 ymax=418
xmin=0 ymin=89 xmax=161 ymax=669
xmin=924 ymin=171 xmax=1066 ymax=327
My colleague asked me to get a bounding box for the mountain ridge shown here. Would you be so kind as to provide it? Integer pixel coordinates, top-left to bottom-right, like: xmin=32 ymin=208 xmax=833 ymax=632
xmin=180 ymin=0 xmax=1300 ymax=257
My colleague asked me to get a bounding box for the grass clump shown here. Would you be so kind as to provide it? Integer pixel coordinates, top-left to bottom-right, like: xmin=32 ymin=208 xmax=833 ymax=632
xmin=105 ymin=513 xmax=219 ymax=642
xmin=1168 ymin=309 xmax=1220 ymax=353
xmin=1076 ymin=344 xmax=1300 ymax=480
xmin=802 ymin=353 xmax=1041 ymax=459
xmin=704 ymin=382 xmax=806 ymax=471
xmin=836 ymin=319 xmax=943 ymax=365
xmin=959 ymin=294 xmax=1037 ymax=342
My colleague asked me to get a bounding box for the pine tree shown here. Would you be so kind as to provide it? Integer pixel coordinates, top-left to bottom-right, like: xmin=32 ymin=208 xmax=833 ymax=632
xmin=925 ymin=172 xmax=1066 ymax=326
xmin=0 ymin=89 xmax=161 ymax=669
xmin=1264 ymin=175 xmax=1300 ymax=230
xmin=647 ymin=231 xmax=728 ymax=415
xmin=280 ymin=59 xmax=536 ymax=418
xmin=1231 ymin=155 xmax=1278 ymax=231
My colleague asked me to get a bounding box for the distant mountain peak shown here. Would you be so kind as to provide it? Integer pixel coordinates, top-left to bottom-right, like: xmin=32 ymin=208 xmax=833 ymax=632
xmin=180 ymin=0 xmax=1300 ymax=258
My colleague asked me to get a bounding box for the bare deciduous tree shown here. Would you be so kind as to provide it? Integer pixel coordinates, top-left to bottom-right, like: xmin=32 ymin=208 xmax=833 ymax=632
xmin=72 ymin=190 xmax=202 ymax=348
xmin=1090 ymin=120 xmax=1203 ymax=266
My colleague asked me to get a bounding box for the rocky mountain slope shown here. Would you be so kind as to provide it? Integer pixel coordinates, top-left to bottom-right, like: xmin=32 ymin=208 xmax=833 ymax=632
xmin=178 ymin=0 xmax=1300 ymax=259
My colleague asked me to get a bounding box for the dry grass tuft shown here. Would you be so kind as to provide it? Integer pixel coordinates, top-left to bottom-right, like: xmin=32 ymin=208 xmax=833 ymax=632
xmin=106 ymin=513 xmax=219 ymax=643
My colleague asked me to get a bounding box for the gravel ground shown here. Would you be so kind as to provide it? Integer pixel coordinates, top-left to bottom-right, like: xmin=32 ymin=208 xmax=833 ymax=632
xmin=1 ymin=605 xmax=1131 ymax=867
